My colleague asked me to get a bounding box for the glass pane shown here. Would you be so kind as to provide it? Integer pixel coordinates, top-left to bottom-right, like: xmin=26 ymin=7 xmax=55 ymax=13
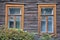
xmin=48 ymin=21 xmax=53 ymax=33
xmin=48 ymin=16 xmax=53 ymax=21
xmin=9 ymin=8 xmax=20 ymax=15
xmin=41 ymin=8 xmax=53 ymax=15
xmin=9 ymin=21 xmax=14 ymax=28
xmin=16 ymin=16 xmax=20 ymax=29
xmin=41 ymin=21 xmax=46 ymax=32
xmin=41 ymin=16 xmax=46 ymax=21
xmin=8 ymin=16 xmax=14 ymax=28
xmin=41 ymin=16 xmax=46 ymax=32
xmin=48 ymin=16 xmax=53 ymax=33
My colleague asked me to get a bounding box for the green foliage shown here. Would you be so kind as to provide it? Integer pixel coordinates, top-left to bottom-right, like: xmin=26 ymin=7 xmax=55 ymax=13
xmin=41 ymin=34 xmax=52 ymax=40
xmin=41 ymin=34 xmax=57 ymax=40
xmin=0 ymin=28 xmax=34 ymax=40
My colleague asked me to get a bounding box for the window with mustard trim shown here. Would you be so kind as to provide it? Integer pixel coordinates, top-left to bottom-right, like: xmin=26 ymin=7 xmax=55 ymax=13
xmin=38 ymin=4 xmax=56 ymax=36
xmin=5 ymin=4 xmax=24 ymax=30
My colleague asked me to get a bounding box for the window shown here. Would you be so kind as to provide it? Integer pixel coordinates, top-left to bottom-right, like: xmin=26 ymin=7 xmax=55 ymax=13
xmin=5 ymin=4 xmax=24 ymax=30
xmin=38 ymin=4 xmax=56 ymax=36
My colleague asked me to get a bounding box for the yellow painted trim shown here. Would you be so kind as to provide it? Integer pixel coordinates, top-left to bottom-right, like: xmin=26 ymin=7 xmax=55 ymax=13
xmin=5 ymin=4 xmax=24 ymax=30
xmin=38 ymin=4 xmax=56 ymax=37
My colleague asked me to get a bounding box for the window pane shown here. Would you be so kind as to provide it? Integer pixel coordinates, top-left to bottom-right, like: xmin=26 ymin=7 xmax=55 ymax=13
xmin=9 ymin=21 xmax=14 ymax=28
xmin=48 ymin=16 xmax=53 ymax=33
xmin=48 ymin=16 xmax=53 ymax=21
xmin=41 ymin=8 xmax=53 ymax=15
xmin=41 ymin=21 xmax=46 ymax=32
xmin=41 ymin=16 xmax=46 ymax=32
xmin=41 ymin=16 xmax=46 ymax=21
xmin=9 ymin=8 xmax=20 ymax=15
xmin=16 ymin=16 xmax=20 ymax=29
xmin=8 ymin=16 xmax=14 ymax=28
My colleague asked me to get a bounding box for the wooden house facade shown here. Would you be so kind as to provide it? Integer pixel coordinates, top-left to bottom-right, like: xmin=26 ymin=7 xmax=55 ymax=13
xmin=0 ymin=0 xmax=60 ymax=40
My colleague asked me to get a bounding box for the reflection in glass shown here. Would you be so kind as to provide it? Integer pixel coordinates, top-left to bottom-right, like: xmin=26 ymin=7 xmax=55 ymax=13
xmin=48 ymin=16 xmax=53 ymax=21
xmin=41 ymin=21 xmax=46 ymax=32
xmin=48 ymin=16 xmax=53 ymax=33
xmin=41 ymin=16 xmax=46 ymax=21
xmin=8 ymin=16 xmax=14 ymax=28
xmin=16 ymin=16 xmax=20 ymax=29
xmin=41 ymin=8 xmax=53 ymax=15
xmin=41 ymin=16 xmax=46 ymax=32
xmin=9 ymin=21 xmax=14 ymax=28
xmin=9 ymin=8 xmax=20 ymax=15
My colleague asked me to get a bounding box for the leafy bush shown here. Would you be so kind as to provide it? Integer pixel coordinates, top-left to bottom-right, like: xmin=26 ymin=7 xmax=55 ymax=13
xmin=40 ymin=34 xmax=51 ymax=40
xmin=0 ymin=28 xmax=34 ymax=40
xmin=40 ymin=33 xmax=58 ymax=40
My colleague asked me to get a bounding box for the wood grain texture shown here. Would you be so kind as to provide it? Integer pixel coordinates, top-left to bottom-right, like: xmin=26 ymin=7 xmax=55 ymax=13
xmin=0 ymin=0 xmax=60 ymax=40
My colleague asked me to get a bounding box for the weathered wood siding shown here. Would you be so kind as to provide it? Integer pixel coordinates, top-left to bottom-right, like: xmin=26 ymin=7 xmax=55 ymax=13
xmin=0 ymin=3 xmax=5 ymax=25
xmin=56 ymin=0 xmax=60 ymax=40
xmin=0 ymin=0 xmax=60 ymax=40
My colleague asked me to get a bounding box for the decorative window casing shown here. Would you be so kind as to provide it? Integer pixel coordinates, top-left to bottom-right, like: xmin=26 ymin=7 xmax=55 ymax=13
xmin=38 ymin=4 xmax=56 ymax=36
xmin=5 ymin=4 xmax=24 ymax=30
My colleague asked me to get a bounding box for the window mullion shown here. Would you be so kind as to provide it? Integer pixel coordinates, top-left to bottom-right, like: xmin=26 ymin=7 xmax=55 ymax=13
xmin=14 ymin=16 xmax=16 ymax=28
xmin=46 ymin=16 xmax=48 ymax=33
xmin=40 ymin=16 xmax=42 ymax=34
xmin=20 ymin=16 xmax=21 ymax=29
xmin=8 ymin=16 xmax=9 ymax=28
